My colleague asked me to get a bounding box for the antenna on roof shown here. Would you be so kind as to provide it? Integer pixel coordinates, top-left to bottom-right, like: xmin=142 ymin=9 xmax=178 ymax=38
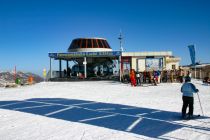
xmin=118 ymin=29 xmax=124 ymax=52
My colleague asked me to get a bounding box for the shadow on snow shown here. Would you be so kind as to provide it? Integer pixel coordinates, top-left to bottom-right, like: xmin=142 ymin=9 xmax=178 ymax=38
xmin=0 ymin=98 xmax=209 ymax=138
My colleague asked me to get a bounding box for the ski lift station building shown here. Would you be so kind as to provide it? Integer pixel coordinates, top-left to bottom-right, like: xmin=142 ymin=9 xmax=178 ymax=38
xmin=48 ymin=37 xmax=181 ymax=80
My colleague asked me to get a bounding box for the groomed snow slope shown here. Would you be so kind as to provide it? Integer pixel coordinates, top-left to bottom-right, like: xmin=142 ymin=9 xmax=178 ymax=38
xmin=0 ymin=80 xmax=210 ymax=140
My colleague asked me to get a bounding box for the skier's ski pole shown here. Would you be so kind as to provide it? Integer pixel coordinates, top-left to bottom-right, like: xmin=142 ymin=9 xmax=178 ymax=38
xmin=197 ymin=92 xmax=204 ymax=116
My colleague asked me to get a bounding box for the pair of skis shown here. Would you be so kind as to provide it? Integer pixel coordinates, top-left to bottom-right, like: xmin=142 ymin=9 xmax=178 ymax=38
xmin=181 ymin=114 xmax=200 ymax=121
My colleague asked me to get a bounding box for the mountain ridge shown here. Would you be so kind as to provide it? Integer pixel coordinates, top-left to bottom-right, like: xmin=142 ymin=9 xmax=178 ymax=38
xmin=0 ymin=71 xmax=44 ymax=87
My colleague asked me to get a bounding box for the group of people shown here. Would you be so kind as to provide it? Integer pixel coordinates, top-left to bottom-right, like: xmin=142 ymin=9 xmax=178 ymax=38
xmin=161 ymin=69 xmax=185 ymax=83
xmin=126 ymin=69 xmax=161 ymax=87
xmin=123 ymin=69 xmax=186 ymax=86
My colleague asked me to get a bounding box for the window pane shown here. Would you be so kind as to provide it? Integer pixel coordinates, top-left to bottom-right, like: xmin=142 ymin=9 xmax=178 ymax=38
xmin=101 ymin=40 xmax=106 ymax=48
xmin=79 ymin=39 xmax=82 ymax=48
xmin=87 ymin=39 xmax=91 ymax=48
xmin=104 ymin=40 xmax=111 ymax=48
xmin=98 ymin=40 xmax=103 ymax=48
xmin=81 ymin=39 xmax=86 ymax=48
xmin=93 ymin=39 xmax=97 ymax=48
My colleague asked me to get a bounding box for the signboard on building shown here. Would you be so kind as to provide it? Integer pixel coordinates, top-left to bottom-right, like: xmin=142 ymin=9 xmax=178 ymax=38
xmin=49 ymin=51 xmax=121 ymax=59
xmin=145 ymin=58 xmax=163 ymax=71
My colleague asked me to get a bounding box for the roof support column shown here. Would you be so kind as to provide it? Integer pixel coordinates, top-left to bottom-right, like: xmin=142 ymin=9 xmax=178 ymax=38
xmin=200 ymin=69 xmax=202 ymax=79
xmin=84 ymin=57 xmax=87 ymax=79
xmin=50 ymin=57 xmax=52 ymax=79
xmin=67 ymin=60 xmax=69 ymax=70
xmin=119 ymin=55 xmax=122 ymax=82
xmin=59 ymin=59 xmax=62 ymax=78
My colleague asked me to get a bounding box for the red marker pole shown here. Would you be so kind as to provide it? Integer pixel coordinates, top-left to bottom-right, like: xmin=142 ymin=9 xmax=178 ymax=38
xmin=14 ymin=66 xmax=16 ymax=81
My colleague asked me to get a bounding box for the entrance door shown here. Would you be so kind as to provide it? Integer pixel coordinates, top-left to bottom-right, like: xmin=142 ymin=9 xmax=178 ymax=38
xmin=121 ymin=57 xmax=131 ymax=75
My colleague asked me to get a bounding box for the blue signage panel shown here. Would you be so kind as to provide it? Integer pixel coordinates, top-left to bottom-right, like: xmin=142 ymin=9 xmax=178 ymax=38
xmin=49 ymin=51 xmax=121 ymax=59
xmin=48 ymin=53 xmax=58 ymax=58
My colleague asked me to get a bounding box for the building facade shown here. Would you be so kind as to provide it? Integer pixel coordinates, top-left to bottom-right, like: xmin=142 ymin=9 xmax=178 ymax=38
xmin=181 ymin=64 xmax=210 ymax=79
xmin=48 ymin=37 xmax=181 ymax=81
xmin=121 ymin=52 xmax=180 ymax=74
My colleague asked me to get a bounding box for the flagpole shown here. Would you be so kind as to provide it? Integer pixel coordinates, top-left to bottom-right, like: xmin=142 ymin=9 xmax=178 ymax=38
xmin=194 ymin=45 xmax=196 ymax=79
xmin=118 ymin=30 xmax=123 ymax=82
xmin=194 ymin=64 xmax=196 ymax=79
xmin=14 ymin=65 xmax=16 ymax=81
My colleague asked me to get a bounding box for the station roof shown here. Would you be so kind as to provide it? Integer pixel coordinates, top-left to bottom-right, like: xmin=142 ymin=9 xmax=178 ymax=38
xmin=68 ymin=38 xmax=112 ymax=52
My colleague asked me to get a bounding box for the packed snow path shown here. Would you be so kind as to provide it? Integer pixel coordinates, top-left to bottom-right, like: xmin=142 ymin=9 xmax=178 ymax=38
xmin=0 ymin=80 xmax=210 ymax=140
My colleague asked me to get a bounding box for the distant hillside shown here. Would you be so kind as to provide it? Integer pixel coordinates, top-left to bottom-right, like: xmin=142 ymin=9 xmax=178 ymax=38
xmin=0 ymin=71 xmax=44 ymax=87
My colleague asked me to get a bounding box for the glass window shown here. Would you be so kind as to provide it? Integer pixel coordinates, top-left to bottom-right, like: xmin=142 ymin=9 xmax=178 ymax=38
xmin=76 ymin=40 xmax=80 ymax=48
xmin=104 ymin=40 xmax=111 ymax=48
xmin=73 ymin=40 xmax=79 ymax=49
xmin=79 ymin=39 xmax=83 ymax=48
xmin=172 ymin=65 xmax=176 ymax=70
xmin=70 ymin=40 xmax=76 ymax=49
xmin=87 ymin=39 xmax=91 ymax=48
xmin=81 ymin=39 xmax=86 ymax=48
xmin=93 ymin=39 xmax=97 ymax=48
xmin=101 ymin=40 xmax=106 ymax=48
xmin=98 ymin=40 xmax=103 ymax=48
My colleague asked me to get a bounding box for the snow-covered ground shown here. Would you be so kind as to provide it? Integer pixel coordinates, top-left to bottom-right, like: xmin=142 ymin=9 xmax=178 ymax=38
xmin=0 ymin=80 xmax=210 ymax=140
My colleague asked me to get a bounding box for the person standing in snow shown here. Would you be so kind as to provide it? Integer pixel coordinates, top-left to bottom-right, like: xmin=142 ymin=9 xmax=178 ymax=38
xmin=136 ymin=71 xmax=140 ymax=86
xmin=143 ymin=70 xmax=147 ymax=83
xmin=130 ymin=69 xmax=136 ymax=87
xmin=187 ymin=71 xmax=192 ymax=78
xmin=63 ymin=69 xmax=67 ymax=77
xmin=181 ymin=76 xmax=199 ymax=119
xmin=67 ymin=67 xmax=71 ymax=77
xmin=157 ymin=70 xmax=161 ymax=83
xmin=153 ymin=70 xmax=158 ymax=86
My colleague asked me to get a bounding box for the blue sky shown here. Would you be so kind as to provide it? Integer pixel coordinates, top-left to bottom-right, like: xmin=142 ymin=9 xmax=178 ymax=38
xmin=0 ymin=0 xmax=210 ymax=75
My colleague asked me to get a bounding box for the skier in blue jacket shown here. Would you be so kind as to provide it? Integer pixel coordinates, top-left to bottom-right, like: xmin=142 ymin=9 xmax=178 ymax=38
xmin=181 ymin=76 xmax=199 ymax=119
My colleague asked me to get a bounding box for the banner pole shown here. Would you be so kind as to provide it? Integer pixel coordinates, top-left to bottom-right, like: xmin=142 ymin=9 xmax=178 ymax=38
xmin=195 ymin=45 xmax=196 ymax=79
